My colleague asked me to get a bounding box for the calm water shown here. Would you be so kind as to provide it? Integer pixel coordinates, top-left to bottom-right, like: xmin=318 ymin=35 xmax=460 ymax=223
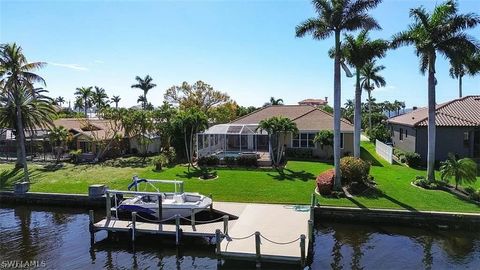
xmin=1 ymin=205 xmax=479 ymax=270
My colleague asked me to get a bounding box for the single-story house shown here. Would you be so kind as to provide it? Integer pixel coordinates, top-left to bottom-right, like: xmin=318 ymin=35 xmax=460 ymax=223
xmin=298 ymin=98 xmax=328 ymax=106
xmin=197 ymin=105 xmax=354 ymax=164
xmin=387 ymin=95 xmax=480 ymax=164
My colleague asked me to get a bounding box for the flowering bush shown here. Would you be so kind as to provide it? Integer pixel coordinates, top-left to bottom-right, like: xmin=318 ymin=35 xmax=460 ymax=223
xmin=316 ymin=169 xmax=335 ymax=195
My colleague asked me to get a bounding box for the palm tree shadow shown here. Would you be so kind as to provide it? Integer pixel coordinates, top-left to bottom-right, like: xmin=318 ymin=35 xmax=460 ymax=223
xmin=0 ymin=168 xmax=23 ymax=190
xmin=360 ymin=147 xmax=383 ymax=167
xmin=267 ymin=168 xmax=315 ymax=181
xmin=350 ymin=187 xmax=418 ymax=212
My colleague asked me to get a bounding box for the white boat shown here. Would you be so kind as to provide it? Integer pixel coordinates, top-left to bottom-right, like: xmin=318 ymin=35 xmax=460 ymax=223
xmin=116 ymin=177 xmax=212 ymax=220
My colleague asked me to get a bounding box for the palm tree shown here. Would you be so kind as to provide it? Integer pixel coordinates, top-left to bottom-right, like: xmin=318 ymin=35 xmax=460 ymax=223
xmin=269 ymin=97 xmax=284 ymax=105
xmin=54 ymin=96 xmax=65 ymax=107
xmin=339 ymin=30 xmax=388 ymax=157
xmin=257 ymin=116 xmax=298 ymax=167
xmin=49 ymin=125 xmax=69 ymax=163
xmin=392 ymin=0 xmax=480 ymax=182
xmin=440 ymin=153 xmax=477 ymax=190
xmin=92 ymin=86 xmax=109 ymax=112
xmin=131 ymin=75 xmax=156 ymax=109
xmin=0 ymin=43 xmax=47 ymax=181
xmin=74 ymin=86 xmax=93 ymax=117
xmin=449 ymin=51 xmax=480 ymax=98
xmin=111 ymin=95 xmax=121 ymax=109
xmin=360 ymin=60 xmax=386 ymax=131
xmin=296 ymin=0 xmax=382 ymax=190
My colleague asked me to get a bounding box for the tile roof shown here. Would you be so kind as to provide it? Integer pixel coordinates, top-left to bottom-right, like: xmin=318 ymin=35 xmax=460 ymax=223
xmin=231 ymin=105 xmax=353 ymax=132
xmin=388 ymin=95 xmax=480 ymax=127
xmin=54 ymin=118 xmax=125 ymax=140
xmin=298 ymin=98 xmax=328 ymax=105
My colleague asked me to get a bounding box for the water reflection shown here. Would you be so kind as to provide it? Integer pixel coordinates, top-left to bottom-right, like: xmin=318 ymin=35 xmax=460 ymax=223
xmin=313 ymin=222 xmax=480 ymax=270
xmin=1 ymin=205 xmax=479 ymax=269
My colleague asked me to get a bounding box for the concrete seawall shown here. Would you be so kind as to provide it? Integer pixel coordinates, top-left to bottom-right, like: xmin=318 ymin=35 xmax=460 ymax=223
xmin=316 ymin=206 xmax=480 ymax=230
xmin=0 ymin=191 xmax=106 ymax=208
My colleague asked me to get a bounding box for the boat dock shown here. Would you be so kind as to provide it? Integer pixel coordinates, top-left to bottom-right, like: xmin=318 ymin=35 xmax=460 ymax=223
xmin=89 ymin=191 xmax=314 ymax=267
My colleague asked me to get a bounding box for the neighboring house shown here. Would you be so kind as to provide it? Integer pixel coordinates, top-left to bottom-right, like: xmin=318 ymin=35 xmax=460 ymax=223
xmin=387 ymin=95 xmax=480 ymax=164
xmin=197 ymin=105 xmax=354 ymax=164
xmin=129 ymin=133 xmax=161 ymax=154
xmin=298 ymin=98 xmax=328 ymax=107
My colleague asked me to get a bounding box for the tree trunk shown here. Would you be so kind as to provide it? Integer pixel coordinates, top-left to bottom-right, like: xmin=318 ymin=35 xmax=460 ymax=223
xmin=458 ymin=75 xmax=463 ymax=98
xmin=268 ymin=133 xmax=274 ymax=166
xmin=184 ymin=127 xmax=190 ymax=164
xmin=353 ymin=68 xmax=362 ymax=158
xmin=333 ymin=30 xmax=342 ymax=191
xmin=15 ymin=93 xmax=29 ymax=182
xmin=276 ymin=133 xmax=282 ymax=167
xmin=368 ymin=90 xmax=372 ymax=132
xmin=426 ymin=52 xmax=437 ymax=182
xmin=84 ymin=98 xmax=88 ymax=118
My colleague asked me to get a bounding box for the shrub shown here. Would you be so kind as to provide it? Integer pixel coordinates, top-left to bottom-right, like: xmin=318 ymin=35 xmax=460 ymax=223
xmin=404 ymin=152 xmax=421 ymax=167
xmin=285 ymin=148 xmax=313 ymax=159
xmin=164 ymin=147 xmax=176 ymax=163
xmin=316 ymin=169 xmax=334 ymax=195
xmin=152 ymin=154 xmax=169 ymax=171
xmin=69 ymin=149 xmax=82 ymax=163
xmin=367 ymin=124 xmax=391 ymax=144
xmin=465 ymin=187 xmax=480 ymax=201
xmin=237 ymin=155 xmax=258 ymax=167
xmin=223 ymin=156 xmax=237 ymax=166
xmin=198 ymin=155 xmax=220 ymax=166
xmin=340 ymin=157 xmax=370 ymax=185
xmin=413 ymin=175 xmax=439 ymax=189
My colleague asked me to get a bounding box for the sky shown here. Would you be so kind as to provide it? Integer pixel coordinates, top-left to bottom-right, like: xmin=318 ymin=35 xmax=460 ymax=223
xmin=1 ymin=0 xmax=479 ymax=109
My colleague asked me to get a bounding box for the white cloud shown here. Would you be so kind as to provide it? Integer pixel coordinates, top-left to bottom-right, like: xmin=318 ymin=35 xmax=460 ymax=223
xmin=49 ymin=62 xmax=88 ymax=71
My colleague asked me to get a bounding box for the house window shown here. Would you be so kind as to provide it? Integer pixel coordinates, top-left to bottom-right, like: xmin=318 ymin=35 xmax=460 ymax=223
xmin=399 ymin=128 xmax=403 ymax=141
xmin=464 ymin=132 xmax=470 ymax=146
xmin=292 ymin=132 xmax=316 ymax=148
xmin=340 ymin=133 xmax=344 ymax=149
xmin=79 ymin=141 xmax=92 ymax=153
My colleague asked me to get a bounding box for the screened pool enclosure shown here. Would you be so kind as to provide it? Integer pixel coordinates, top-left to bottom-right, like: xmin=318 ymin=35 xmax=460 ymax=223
xmin=196 ymin=124 xmax=270 ymax=159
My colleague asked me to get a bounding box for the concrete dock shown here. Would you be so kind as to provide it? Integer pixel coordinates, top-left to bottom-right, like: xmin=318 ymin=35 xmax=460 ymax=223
xmin=91 ymin=201 xmax=311 ymax=265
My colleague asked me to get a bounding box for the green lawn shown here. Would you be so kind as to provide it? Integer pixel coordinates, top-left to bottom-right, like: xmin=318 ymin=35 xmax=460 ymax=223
xmin=0 ymin=142 xmax=478 ymax=212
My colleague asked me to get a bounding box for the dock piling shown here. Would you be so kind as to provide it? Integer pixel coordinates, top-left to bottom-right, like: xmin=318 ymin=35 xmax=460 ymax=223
xmin=175 ymin=215 xmax=181 ymax=246
xmin=215 ymin=229 xmax=221 ymax=255
xmin=311 ymin=193 xmax=316 ymax=207
xmin=255 ymin=231 xmax=261 ymax=268
xmin=106 ymin=192 xmax=111 ymax=220
xmin=157 ymin=194 xmax=163 ymax=221
xmin=131 ymin=212 xmax=137 ymax=242
xmin=223 ymin=215 xmax=229 ymax=234
xmin=300 ymin=234 xmax=306 ymax=267
xmin=89 ymin=210 xmax=95 ymax=245
xmin=308 ymin=219 xmax=313 ymax=243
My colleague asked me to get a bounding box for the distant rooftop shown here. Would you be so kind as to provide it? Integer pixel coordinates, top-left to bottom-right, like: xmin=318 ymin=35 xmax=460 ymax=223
xmin=298 ymin=98 xmax=328 ymax=106
xmin=388 ymin=95 xmax=480 ymax=127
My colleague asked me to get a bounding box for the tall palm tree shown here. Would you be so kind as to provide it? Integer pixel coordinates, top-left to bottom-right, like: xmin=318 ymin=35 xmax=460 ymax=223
xmin=74 ymin=86 xmax=93 ymax=117
xmin=131 ymin=75 xmax=156 ymax=109
xmin=0 ymin=43 xmax=46 ymax=180
xmin=92 ymin=86 xmax=109 ymax=112
xmin=360 ymin=60 xmax=386 ymax=131
xmin=111 ymin=95 xmax=121 ymax=109
xmin=339 ymin=30 xmax=388 ymax=157
xmin=296 ymin=0 xmax=382 ymax=190
xmin=54 ymin=96 xmax=65 ymax=107
xmin=449 ymin=51 xmax=480 ymax=98
xmin=392 ymin=0 xmax=479 ymax=181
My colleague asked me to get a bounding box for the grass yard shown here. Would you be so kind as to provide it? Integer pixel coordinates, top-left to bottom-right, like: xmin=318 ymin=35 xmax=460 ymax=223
xmin=0 ymin=141 xmax=479 ymax=212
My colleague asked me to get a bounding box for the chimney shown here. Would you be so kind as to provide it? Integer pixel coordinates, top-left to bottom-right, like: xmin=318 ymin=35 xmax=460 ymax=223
xmin=325 ymin=96 xmax=328 ymax=103
xmin=412 ymin=106 xmax=418 ymax=110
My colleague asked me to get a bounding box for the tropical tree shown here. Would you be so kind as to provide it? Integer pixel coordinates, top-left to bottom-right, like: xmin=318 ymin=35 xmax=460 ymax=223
xmin=449 ymin=51 xmax=480 ymax=98
xmin=131 ymin=75 xmax=156 ymax=109
xmin=54 ymin=96 xmax=65 ymax=107
xmin=74 ymin=86 xmax=93 ymax=117
xmin=269 ymin=97 xmax=284 ymax=106
xmin=257 ymin=116 xmax=298 ymax=167
xmin=92 ymin=86 xmax=109 ymax=111
xmin=440 ymin=153 xmax=477 ymax=190
xmin=0 ymin=43 xmax=47 ymax=180
xmin=111 ymin=95 xmax=121 ymax=109
xmin=314 ymin=130 xmax=334 ymax=149
xmin=173 ymin=109 xmax=208 ymax=168
xmin=338 ymin=30 xmax=388 ymax=157
xmin=392 ymin=0 xmax=480 ymax=182
xmin=296 ymin=0 xmax=382 ymax=190
xmin=360 ymin=60 xmax=386 ymax=131
xmin=49 ymin=125 xmax=69 ymax=163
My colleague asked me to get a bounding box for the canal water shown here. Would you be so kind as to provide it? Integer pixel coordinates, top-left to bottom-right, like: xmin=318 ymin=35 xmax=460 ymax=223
xmin=1 ymin=205 xmax=479 ymax=269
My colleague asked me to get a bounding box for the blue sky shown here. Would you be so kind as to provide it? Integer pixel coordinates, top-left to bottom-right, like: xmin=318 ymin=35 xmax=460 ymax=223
xmin=1 ymin=0 xmax=479 ymax=108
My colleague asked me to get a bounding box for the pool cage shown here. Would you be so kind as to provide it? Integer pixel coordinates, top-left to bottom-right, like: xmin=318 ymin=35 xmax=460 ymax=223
xmin=196 ymin=124 xmax=270 ymax=159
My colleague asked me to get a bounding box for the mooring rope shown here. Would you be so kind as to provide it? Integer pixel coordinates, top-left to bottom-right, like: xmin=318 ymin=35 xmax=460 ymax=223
xmin=133 ymin=213 xmax=178 ymax=224
xmin=227 ymin=232 xmax=256 ymax=240
xmin=179 ymin=215 xmax=226 ymax=224
xmin=259 ymin=234 xmax=300 ymax=245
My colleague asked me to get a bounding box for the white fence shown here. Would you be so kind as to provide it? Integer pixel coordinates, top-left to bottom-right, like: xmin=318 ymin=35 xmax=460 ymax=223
xmin=375 ymin=139 xmax=393 ymax=164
